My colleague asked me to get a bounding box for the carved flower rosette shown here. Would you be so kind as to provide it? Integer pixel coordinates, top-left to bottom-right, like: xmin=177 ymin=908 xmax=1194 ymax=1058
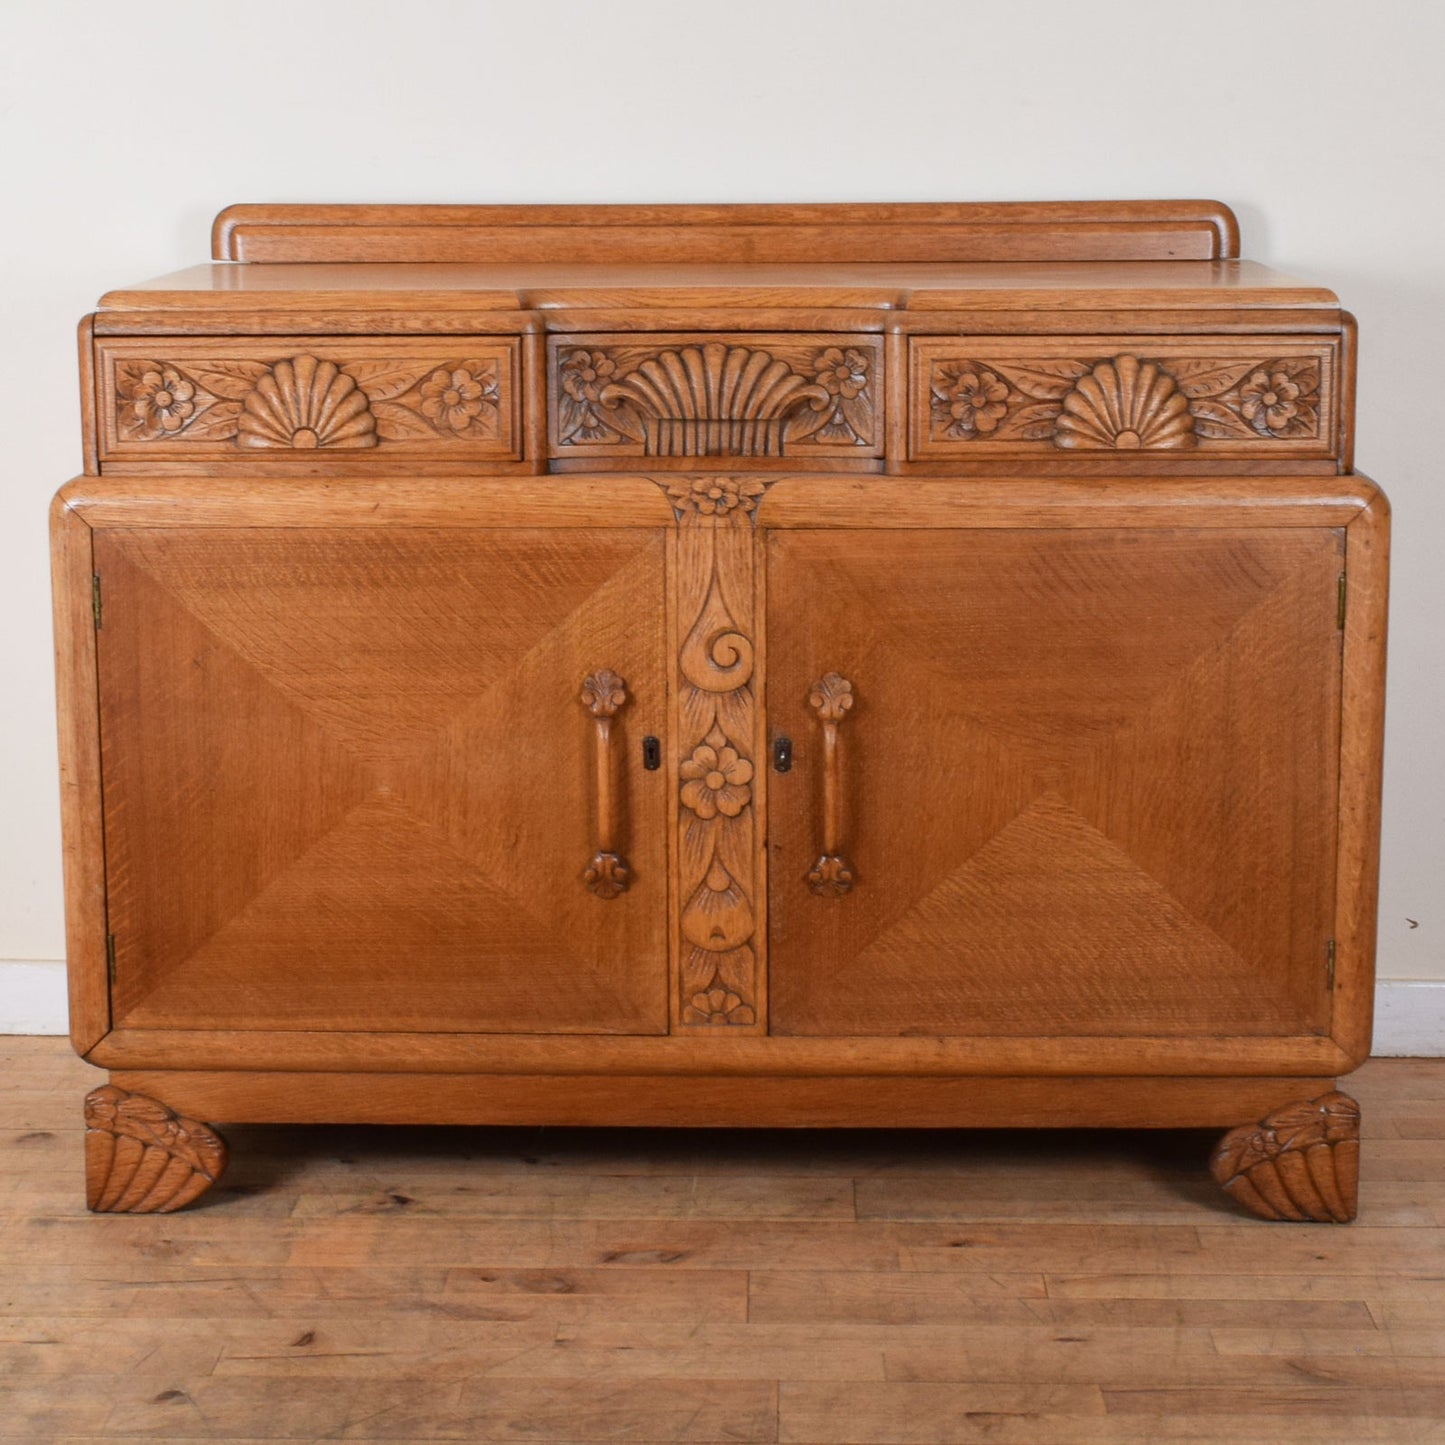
xmin=112 ymin=352 xmax=507 ymax=450
xmin=927 ymin=351 xmax=1324 ymax=450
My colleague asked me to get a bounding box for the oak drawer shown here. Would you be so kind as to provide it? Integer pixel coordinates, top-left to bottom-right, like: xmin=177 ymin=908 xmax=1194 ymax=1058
xmin=909 ymin=336 xmax=1339 ymax=461
xmin=547 ymin=333 xmax=883 ymax=462
xmin=99 ymin=337 xmax=521 ymax=461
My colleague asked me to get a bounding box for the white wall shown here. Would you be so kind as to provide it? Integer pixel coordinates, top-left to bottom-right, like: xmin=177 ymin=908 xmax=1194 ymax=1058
xmin=2 ymin=0 xmax=1441 ymax=1045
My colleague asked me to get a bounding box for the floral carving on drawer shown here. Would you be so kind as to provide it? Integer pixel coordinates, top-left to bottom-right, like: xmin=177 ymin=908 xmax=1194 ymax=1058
xmin=102 ymin=340 xmax=519 ymax=458
xmin=911 ymin=339 xmax=1336 ymax=458
xmin=550 ymin=335 xmax=882 ymax=459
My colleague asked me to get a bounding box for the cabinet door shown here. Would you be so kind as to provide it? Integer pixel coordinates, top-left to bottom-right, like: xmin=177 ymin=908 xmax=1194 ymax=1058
xmin=766 ymin=527 xmax=1343 ymax=1043
xmin=94 ymin=525 xmax=668 ymax=1034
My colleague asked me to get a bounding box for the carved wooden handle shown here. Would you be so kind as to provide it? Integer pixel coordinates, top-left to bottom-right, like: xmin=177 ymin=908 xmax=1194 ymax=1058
xmin=806 ymin=673 xmax=854 ymax=897
xmin=580 ymin=670 xmax=630 ymax=898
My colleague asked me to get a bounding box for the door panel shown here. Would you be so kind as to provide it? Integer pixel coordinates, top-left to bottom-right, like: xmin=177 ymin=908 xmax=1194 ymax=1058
xmin=766 ymin=527 xmax=1343 ymax=1040
xmin=96 ymin=526 xmax=668 ymax=1034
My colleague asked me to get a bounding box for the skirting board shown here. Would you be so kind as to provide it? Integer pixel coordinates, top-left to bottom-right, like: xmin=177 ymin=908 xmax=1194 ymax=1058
xmin=1 ymin=963 xmax=1443 ymax=1056
xmin=1372 ymin=981 xmax=1445 ymax=1058
xmin=0 ymin=961 xmax=70 ymax=1035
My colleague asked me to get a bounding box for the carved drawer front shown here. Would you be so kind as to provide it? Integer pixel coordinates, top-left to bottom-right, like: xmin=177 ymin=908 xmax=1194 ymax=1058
xmin=99 ymin=337 xmax=521 ymax=461
xmin=909 ymin=336 xmax=1339 ymax=461
xmin=548 ymin=333 xmax=883 ymax=462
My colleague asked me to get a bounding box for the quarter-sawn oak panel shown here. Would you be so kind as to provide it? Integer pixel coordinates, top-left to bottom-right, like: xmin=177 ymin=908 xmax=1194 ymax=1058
xmin=766 ymin=526 xmax=1344 ymax=1042
xmin=94 ymin=526 xmax=668 ymax=1035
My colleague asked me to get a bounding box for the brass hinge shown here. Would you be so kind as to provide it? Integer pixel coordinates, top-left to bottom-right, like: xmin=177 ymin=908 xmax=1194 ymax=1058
xmin=1326 ymin=938 xmax=1336 ymax=990
xmin=105 ymin=932 xmax=117 ymax=986
xmin=91 ymin=574 xmax=102 ymax=630
xmin=1337 ymin=572 xmax=1347 ymax=631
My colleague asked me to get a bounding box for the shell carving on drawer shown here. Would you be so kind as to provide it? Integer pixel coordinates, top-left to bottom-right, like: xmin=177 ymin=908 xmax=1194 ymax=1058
xmin=104 ymin=340 xmax=518 ymax=457
xmin=552 ymin=335 xmax=881 ymax=458
xmin=915 ymin=340 xmax=1333 ymax=458
xmin=237 ymin=356 xmax=378 ymax=449
xmin=1055 ymin=355 xmax=1196 ymax=450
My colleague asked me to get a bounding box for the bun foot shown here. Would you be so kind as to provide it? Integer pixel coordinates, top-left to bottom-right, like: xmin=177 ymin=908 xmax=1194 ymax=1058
xmin=84 ymin=1084 xmax=228 ymax=1214
xmin=1210 ymin=1089 xmax=1359 ymax=1222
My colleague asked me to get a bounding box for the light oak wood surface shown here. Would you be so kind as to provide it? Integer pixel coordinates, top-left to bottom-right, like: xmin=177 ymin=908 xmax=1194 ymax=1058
xmin=94 ymin=524 xmax=670 ymax=1036
xmin=97 ymin=260 xmax=1335 ymax=315
xmin=4 ymin=1041 xmax=1444 ymax=1442
xmin=50 ymin=202 xmax=1389 ymax=1224
xmin=212 ymin=200 xmax=1246 ymax=263
xmin=767 ymin=526 xmax=1342 ymax=1043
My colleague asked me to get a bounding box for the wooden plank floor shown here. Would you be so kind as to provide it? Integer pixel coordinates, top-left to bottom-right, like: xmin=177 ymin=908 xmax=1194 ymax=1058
xmin=3 ymin=1041 xmax=1445 ymax=1443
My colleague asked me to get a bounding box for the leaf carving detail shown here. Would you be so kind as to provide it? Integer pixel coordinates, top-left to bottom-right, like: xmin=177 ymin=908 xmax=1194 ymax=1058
xmin=991 ymin=400 xmax=1063 ymax=441
xmin=1188 ymin=399 xmax=1260 ymax=440
xmin=183 ymin=360 xmax=273 ymax=400
xmin=1164 ymin=359 xmax=1258 ymax=397
xmin=371 ymin=398 xmax=440 ymax=441
xmin=987 ymin=359 xmax=1089 ymax=400
xmin=341 ymin=359 xmax=429 ymax=400
xmin=179 ymin=401 xmax=243 ymax=440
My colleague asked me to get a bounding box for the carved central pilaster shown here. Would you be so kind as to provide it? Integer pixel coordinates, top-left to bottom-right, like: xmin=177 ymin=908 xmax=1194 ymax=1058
xmin=668 ymin=477 xmax=771 ymax=1028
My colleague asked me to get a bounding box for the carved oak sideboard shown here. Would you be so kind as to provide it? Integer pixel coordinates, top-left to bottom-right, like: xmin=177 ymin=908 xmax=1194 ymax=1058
xmin=51 ymin=202 xmax=1387 ymax=1220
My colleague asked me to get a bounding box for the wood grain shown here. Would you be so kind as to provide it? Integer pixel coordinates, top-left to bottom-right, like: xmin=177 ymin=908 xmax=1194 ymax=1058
xmin=3 ymin=1043 xmax=1445 ymax=1443
xmin=59 ymin=472 xmax=676 ymax=528
xmin=211 ymin=200 xmax=1243 ymax=263
xmin=767 ymin=526 xmax=1346 ymax=1045
xmin=50 ymin=202 xmax=1386 ymax=1231
xmin=755 ymin=475 xmax=1378 ymax=530
xmin=103 ymin=1071 xmax=1340 ymax=1129
xmin=49 ymin=491 xmax=108 ymax=1054
xmin=1334 ymin=485 xmax=1390 ymax=1065
xmin=92 ymin=524 xmax=670 ymax=1036
xmin=76 ymin=313 xmax=99 ymax=475
xmin=86 ymin=1027 xmax=1357 ymax=1079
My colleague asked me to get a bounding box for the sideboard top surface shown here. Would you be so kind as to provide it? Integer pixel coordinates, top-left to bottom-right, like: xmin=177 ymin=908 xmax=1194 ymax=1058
xmin=97 ymin=259 xmax=1338 ymax=319
xmin=88 ymin=200 xmax=1338 ymax=325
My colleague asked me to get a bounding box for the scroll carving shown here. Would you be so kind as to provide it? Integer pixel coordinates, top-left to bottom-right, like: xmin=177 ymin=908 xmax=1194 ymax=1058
xmin=928 ymin=352 xmax=1324 ymax=449
xmin=1210 ymin=1090 xmax=1360 ymax=1223
xmin=84 ymin=1085 xmax=228 ymax=1214
xmin=114 ymin=353 xmax=504 ymax=448
xmin=557 ymin=341 xmax=876 ymax=456
xmin=672 ymin=477 xmax=771 ymax=1027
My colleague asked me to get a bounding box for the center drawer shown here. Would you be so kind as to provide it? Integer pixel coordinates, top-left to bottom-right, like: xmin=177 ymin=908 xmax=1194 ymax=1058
xmin=546 ymin=333 xmax=884 ymax=464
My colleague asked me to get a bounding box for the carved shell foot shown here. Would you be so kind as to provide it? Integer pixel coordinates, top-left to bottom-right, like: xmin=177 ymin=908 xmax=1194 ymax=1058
xmin=84 ymin=1085 xmax=228 ymax=1214
xmin=1210 ymin=1090 xmax=1359 ymax=1223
